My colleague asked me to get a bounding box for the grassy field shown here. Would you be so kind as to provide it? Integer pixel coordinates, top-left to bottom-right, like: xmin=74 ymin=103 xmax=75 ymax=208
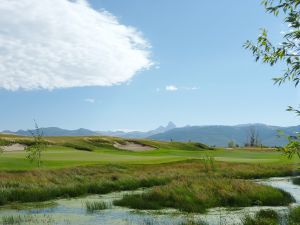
xmin=0 ymin=134 xmax=299 ymax=212
xmin=0 ymin=134 xmax=298 ymax=170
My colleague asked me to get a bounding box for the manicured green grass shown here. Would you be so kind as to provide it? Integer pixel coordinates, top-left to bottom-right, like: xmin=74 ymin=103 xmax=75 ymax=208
xmin=0 ymin=140 xmax=297 ymax=171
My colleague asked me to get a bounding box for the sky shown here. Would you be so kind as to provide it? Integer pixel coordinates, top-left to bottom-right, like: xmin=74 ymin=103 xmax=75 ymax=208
xmin=0 ymin=0 xmax=299 ymax=131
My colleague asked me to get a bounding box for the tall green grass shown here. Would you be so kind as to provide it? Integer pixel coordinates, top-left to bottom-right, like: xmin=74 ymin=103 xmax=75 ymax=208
xmin=85 ymin=201 xmax=111 ymax=213
xmin=242 ymin=209 xmax=279 ymax=225
xmin=140 ymin=218 xmax=208 ymax=225
xmin=1 ymin=214 xmax=54 ymax=225
xmin=0 ymin=160 xmax=297 ymax=207
xmin=289 ymin=206 xmax=300 ymax=225
xmin=242 ymin=207 xmax=300 ymax=225
xmin=0 ymin=177 xmax=169 ymax=205
xmin=114 ymin=178 xmax=294 ymax=213
xmin=2 ymin=215 xmax=33 ymax=225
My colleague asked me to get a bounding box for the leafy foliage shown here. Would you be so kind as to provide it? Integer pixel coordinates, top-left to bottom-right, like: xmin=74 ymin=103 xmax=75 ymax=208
xmin=276 ymin=130 xmax=300 ymax=158
xmin=245 ymin=0 xmax=300 ymax=158
xmin=245 ymin=0 xmax=300 ymax=87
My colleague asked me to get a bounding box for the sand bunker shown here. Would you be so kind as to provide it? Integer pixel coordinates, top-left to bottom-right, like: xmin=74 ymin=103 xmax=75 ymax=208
xmin=113 ymin=142 xmax=156 ymax=152
xmin=2 ymin=143 xmax=26 ymax=152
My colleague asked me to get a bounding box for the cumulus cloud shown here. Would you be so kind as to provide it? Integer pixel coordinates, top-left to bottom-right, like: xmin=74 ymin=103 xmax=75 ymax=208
xmin=84 ymin=98 xmax=95 ymax=103
xmin=0 ymin=0 xmax=153 ymax=91
xmin=165 ymin=85 xmax=178 ymax=91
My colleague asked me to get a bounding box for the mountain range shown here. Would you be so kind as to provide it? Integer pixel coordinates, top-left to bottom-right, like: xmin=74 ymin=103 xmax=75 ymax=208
xmin=2 ymin=122 xmax=300 ymax=147
xmin=2 ymin=122 xmax=176 ymax=139
xmin=149 ymin=124 xmax=300 ymax=147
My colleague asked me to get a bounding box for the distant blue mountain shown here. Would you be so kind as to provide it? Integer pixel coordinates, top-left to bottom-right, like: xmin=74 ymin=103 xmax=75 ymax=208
xmin=3 ymin=127 xmax=96 ymax=137
xmin=3 ymin=123 xmax=299 ymax=147
xmin=148 ymin=124 xmax=300 ymax=147
xmin=2 ymin=122 xmax=177 ymax=138
xmin=100 ymin=121 xmax=177 ymax=138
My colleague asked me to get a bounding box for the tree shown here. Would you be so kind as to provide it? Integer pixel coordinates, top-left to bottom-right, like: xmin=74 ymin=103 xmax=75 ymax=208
xmin=244 ymin=0 xmax=300 ymax=157
xmin=26 ymin=121 xmax=46 ymax=167
xmin=228 ymin=140 xmax=236 ymax=148
xmin=245 ymin=127 xmax=260 ymax=147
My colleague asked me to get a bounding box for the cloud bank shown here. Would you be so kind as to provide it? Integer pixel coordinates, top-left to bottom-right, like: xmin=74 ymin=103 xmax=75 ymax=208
xmin=0 ymin=0 xmax=153 ymax=91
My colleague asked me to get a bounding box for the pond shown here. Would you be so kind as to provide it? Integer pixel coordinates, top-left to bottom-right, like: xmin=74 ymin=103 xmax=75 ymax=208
xmin=0 ymin=177 xmax=299 ymax=225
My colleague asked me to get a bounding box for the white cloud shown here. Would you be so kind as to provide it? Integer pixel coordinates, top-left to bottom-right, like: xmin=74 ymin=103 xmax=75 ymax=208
xmin=0 ymin=0 xmax=153 ymax=91
xmin=84 ymin=98 xmax=95 ymax=103
xmin=165 ymin=85 xmax=199 ymax=92
xmin=165 ymin=85 xmax=178 ymax=91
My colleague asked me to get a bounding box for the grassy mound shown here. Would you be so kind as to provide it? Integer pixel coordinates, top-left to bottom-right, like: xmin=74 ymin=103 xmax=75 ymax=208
xmin=114 ymin=178 xmax=294 ymax=213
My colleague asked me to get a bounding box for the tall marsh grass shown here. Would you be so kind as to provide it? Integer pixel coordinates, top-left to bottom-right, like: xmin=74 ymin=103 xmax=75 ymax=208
xmin=242 ymin=209 xmax=279 ymax=225
xmin=85 ymin=201 xmax=111 ymax=213
xmin=114 ymin=178 xmax=294 ymax=213
xmin=289 ymin=206 xmax=300 ymax=224
xmin=0 ymin=160 xmax=298 ymax=207
xmin=0 ymin=177 xmax=169 ymax=206
xmin=2 ymin=215 xmax=33 ymax=225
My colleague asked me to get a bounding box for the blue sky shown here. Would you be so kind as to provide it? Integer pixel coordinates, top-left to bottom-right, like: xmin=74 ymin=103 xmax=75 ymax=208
xmin=0 ymin=0 xmax=299 ymax=131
